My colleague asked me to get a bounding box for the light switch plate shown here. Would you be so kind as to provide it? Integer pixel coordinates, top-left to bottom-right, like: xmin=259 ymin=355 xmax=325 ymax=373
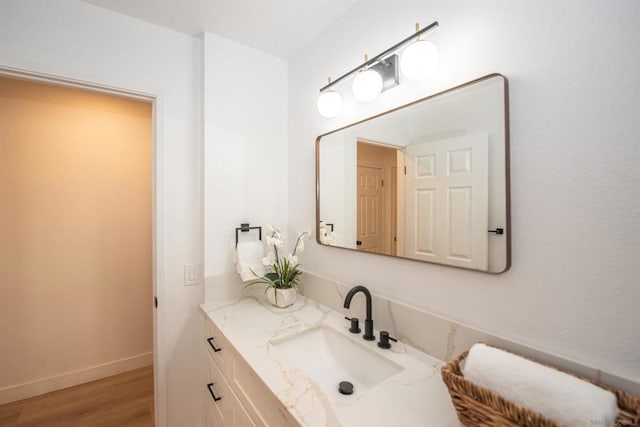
xmin=184 ymin=264 xmax=199 ymax=286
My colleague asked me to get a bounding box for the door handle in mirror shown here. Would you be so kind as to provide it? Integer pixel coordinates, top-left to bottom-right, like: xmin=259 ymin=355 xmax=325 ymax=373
xmin=356 ymin=240 xmax=362 ymax=246
xmin=206 ymin=383 xmax=221 ymax=402
xmin=207 ymin=337 xmax=221 ymax=352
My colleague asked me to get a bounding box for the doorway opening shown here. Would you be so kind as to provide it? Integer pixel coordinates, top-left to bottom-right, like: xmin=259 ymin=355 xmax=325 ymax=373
xmin=356 ymin=140 xmax=401 ymax=256
xmin=0 ymin=75 xmax=155 ymax=423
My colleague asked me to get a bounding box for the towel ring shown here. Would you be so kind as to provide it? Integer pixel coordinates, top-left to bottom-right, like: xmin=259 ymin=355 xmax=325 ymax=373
xmin=320 ymin=221 xmax=334 ymax=232
xmin=235 ymin=223 xmax=262 ymax=247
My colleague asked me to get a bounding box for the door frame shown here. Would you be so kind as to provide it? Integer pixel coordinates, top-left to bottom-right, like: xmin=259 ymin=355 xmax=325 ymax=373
xmin=0 ymin=65 xmax=166 ymax=426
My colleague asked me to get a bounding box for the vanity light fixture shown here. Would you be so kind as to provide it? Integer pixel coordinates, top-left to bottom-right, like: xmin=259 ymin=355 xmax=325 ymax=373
xmin=352 ymin=55 xmax=383 ymax=102
xmin=317 ymin=21 xmax=439 ymax=116
xmin=316 ymin=77 xmax=343 ymax=118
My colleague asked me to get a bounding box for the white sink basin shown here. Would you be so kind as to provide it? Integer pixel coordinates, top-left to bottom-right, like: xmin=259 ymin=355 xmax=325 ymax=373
xmin=272 ymin=325 xmax=403 ymax=398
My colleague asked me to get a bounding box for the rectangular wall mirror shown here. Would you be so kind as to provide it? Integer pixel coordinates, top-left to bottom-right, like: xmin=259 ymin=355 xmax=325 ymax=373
xmin=316 ymin=74 xmax=510 ymax=273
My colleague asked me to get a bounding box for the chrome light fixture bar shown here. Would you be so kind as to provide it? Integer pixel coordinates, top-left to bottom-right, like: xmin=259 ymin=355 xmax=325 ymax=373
xmin=319 ymin=20 xmax=439 ymax=93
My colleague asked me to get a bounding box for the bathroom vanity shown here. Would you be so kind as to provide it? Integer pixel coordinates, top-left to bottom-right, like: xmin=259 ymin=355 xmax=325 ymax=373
xmin=203 ymin=309 xmax=298 ymax=426
xmin=200 ymin=295 xmax=461 ymax=426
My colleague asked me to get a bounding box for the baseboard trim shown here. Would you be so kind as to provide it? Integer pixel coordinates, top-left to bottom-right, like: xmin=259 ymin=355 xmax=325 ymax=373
xmin=0 ymin=352 xmax=153 ymax=405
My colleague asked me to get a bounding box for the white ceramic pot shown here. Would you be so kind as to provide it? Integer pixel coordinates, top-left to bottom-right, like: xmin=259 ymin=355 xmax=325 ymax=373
xmin=267 ymin=287 xmax=297 ymax=308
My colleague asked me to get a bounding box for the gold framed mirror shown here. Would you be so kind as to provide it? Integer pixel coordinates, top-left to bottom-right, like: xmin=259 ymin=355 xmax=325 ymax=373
xmin=316 ymin=74 xmax=510 ymax=273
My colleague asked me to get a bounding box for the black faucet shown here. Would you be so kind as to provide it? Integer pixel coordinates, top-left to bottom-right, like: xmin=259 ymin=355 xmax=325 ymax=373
xmin=343 ymin=285 xmax=375 ymax=341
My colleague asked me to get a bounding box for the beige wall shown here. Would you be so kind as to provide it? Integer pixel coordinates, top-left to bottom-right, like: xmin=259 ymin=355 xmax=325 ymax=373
xmin=0 ymin=77 xmax=152 ymax=399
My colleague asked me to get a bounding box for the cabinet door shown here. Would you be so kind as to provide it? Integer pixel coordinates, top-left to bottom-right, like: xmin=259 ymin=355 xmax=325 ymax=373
xmin=233 ymin=396 xmax=258 ymax=427
xmin=205 ymin=352 xmax=233 ymax=425
xmin=204 ymin=401 xmax=217 ymax=427
xmin=231 ymin=355 xmax=299 ymax=426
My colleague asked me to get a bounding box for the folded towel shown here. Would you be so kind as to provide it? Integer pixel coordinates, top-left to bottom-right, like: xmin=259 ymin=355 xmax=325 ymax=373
xmin=235 ymin=241 xmax=265 ymax=282
xmin=462 ymin=343 xmax=618 ymax=427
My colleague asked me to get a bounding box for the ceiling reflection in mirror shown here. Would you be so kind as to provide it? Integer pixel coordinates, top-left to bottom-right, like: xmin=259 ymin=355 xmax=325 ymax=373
xmin=316 ymin=74 xmax=510 ymax=273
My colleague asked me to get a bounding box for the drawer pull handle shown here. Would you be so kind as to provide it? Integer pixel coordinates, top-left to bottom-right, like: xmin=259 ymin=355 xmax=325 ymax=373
xmin=207 ymin=337 xmax=222 ymax=352
xmin=207 ymin=383 xmax=222 ymax=402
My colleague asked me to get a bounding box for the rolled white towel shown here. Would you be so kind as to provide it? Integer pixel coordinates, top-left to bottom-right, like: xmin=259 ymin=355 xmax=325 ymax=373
xmin=462 ymin=343 xmax=618 ymax=427
xmin=235 ymin=241 xmax=265 ymax=282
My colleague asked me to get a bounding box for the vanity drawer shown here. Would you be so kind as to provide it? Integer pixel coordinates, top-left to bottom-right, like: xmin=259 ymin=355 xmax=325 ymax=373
xmin=205 ymin=345 xmax=258 ymax=427
xmin=204 ymin=351 xmax=232 ymax=426
xmin=204 ymin=318 xmax=232 ymax=377
xmin=230 ymin=354 xmax=300 ymax=427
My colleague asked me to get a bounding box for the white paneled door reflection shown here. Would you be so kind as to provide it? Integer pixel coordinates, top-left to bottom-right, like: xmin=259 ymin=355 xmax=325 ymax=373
xmin=405 ymin=132 xmax=489 ymax=270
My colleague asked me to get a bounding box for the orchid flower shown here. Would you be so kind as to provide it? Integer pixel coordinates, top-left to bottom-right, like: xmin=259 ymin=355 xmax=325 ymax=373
xmin=245 ymin=226 xmax=309 ymax=294
xmin=262 ymin=251 xmax=276 ymax=266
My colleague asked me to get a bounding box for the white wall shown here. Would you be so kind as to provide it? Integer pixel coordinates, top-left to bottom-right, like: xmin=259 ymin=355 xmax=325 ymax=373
xmin=289 ymin=0 xmax=640 ymax=383
xmin=203 ymin=32 xmax=288 ymax=278
xmin=0 ymin=1 xmax=202 ymax=425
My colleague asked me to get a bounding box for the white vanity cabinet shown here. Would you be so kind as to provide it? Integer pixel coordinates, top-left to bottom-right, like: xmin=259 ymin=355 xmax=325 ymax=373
xmin=203 ymin=317 xmax=299 ymax=427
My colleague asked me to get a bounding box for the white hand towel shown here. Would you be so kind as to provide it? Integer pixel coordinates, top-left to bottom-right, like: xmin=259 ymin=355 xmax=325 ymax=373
xmin=235 ymin=241 xmax=265 ymax=282
xmin=462 ymin=343 xmax=618 ymax=427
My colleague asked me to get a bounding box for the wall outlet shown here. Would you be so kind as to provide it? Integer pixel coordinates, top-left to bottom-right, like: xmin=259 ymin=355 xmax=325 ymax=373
xmin=184 ymin=264 xmax=199 ymax=286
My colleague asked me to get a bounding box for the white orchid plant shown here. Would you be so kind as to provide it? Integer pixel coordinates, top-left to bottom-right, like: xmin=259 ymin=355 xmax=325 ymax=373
xmin=246 ymin=225 xmax=309 ymax=293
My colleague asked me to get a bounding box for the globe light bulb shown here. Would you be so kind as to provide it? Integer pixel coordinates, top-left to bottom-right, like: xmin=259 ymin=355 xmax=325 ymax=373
xmin=317 ymin=90 xmax=342 ymax=118
xmin=400 ymin=40 xmax=439 ymax=80
xmin=352 ymin=69 xmax=383 ymax=102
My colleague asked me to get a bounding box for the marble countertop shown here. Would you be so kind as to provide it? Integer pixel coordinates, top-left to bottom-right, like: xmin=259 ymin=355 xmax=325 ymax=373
xmin=201 ymin=295 xmax=462 ymax=427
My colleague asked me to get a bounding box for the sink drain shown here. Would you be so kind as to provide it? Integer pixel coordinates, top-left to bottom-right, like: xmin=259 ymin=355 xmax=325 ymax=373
xmin=338 ymin=381 xmax=354 ymax=395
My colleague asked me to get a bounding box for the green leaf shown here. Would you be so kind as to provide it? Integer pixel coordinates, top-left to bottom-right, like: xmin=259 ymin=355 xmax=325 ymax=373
xmin=264 ymin=272 xmax=279 ymax=282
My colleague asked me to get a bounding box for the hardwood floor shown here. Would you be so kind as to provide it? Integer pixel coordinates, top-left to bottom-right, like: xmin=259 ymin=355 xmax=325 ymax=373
xmin=0 ymin=365 xmax=154 ymax=427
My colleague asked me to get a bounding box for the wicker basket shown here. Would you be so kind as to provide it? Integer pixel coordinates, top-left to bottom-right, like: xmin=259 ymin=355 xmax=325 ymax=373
xmin=440 ymin=344 xmax=640 ymax=426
